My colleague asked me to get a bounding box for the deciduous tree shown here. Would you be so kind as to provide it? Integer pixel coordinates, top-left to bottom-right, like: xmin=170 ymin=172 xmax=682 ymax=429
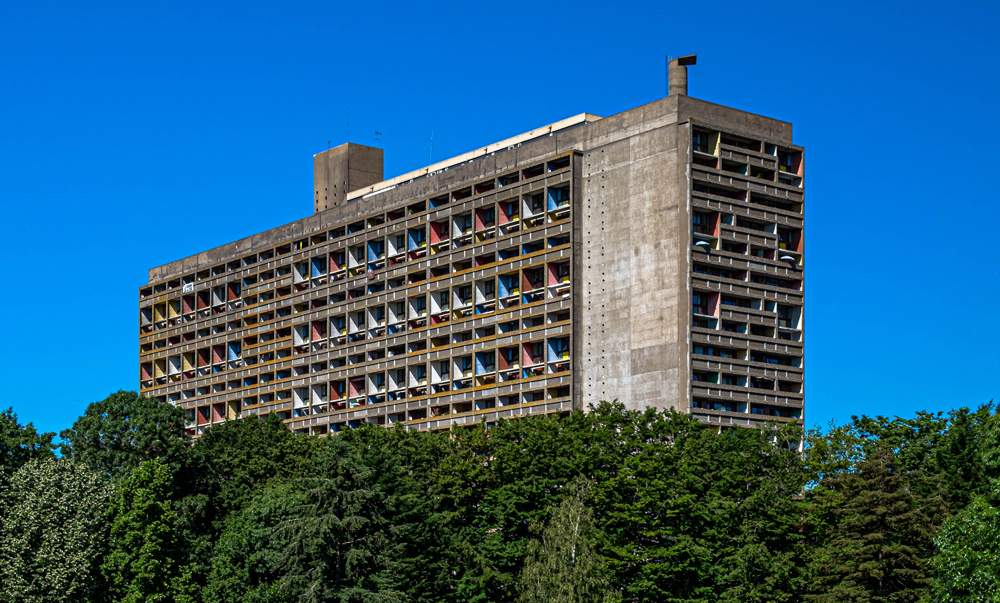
xmin=0 ymin=458 xmax=112 ymax=603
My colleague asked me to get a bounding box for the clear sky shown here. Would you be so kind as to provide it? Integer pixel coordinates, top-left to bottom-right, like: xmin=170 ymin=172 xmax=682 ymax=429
xmin=2 ymin=0 xmax=997 ymax=435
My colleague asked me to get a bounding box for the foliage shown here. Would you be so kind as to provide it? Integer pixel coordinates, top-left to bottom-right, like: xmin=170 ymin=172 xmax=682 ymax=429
xmin=205 ymin=436 xmax=405 ymax=603
xmin=4 ymin=390 xmax=1000 ymax=602
xmin=806 ymin=403 xmax=994 ymax=507
xmin=592 ymin=408 xmax=806 ymax=603
xmin=931 ymin=496 xmax=1000 ymax=602
xmin=103 ymin=458 xmax=187 ymax=603
xmin=0 ymin=458 xmax=112 ymax=603
xmin=519 ymin=480 xmax=613 ymax=603
xmin=806 ymin=449 xmax=947 ymax=602
xmin=0 ymin=406 xmax=55 ymax=472
xmin=60 ymin=390 xmax=188 ymax=478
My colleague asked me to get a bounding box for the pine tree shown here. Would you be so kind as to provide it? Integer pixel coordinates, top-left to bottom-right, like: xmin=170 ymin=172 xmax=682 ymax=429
xmin=806 ymin=449 xmax=946 ymax=602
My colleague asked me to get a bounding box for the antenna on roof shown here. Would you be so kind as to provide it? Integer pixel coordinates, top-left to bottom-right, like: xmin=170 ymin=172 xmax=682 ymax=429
xmin=665 ymin=55 xmax=672 ymax=96
xmin=430 ymin=131 xmax=434 ymax=164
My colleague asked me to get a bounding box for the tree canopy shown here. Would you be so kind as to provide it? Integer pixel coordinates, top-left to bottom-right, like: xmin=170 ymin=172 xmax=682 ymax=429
xmin=2 ymin=391 xmax=997 ymax=602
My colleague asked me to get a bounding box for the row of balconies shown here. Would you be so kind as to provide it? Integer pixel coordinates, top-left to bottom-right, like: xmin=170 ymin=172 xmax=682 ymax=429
xmin=140 ymin=224 xmax=572 ymax=337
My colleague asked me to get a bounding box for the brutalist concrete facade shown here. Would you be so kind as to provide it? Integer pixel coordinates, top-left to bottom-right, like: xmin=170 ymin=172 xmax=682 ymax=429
xmin=139 ymin=78 xmax=804 ymax=435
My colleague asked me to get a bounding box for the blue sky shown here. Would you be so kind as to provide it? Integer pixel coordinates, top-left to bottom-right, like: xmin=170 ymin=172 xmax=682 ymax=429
xmin=2 ymin=0 xmax=997 ymax=435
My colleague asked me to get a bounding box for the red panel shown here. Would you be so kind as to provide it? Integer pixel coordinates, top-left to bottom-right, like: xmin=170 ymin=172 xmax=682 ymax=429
xmin=311 ymin=320 xmax=326 ymax=340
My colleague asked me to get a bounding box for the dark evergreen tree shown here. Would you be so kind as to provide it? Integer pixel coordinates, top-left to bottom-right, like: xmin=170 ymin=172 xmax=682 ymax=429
xmin=205 ymin=435 xmax=404 ymax=603
xmin=934 ymin=404 xmax=993 ymax=509
xmin=806 ymin=449 xmax=947 ymax=602
xmin=173 ymin=412 xmax=319 ymax=602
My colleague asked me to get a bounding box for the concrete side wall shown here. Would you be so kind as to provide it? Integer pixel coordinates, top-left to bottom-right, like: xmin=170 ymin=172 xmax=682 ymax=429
xmin=577 ymin=120 xmax=685 ymax=412
xmin=677 ymin=96 xmax=794 ymax=145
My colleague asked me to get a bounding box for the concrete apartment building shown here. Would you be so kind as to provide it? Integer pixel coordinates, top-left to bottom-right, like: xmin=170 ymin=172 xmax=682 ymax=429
xmin=138 ymin=56 xmax=805 ymax=435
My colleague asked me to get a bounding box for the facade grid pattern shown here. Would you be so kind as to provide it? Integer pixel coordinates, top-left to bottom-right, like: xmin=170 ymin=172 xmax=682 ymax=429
xmin=140 ymin=155 xmax=578 ymax=435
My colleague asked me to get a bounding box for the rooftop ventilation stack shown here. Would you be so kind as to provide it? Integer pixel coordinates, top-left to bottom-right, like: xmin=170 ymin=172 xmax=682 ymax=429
xmin=667 ymin=54 xmax=697 ymax=96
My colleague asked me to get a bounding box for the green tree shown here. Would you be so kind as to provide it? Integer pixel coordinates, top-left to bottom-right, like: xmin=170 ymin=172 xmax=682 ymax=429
xmin=0 ymin=458 xmax=112 ymax=603
xmin=805 ymin=404 xmax=994 ymax=507
xmin=172 ymin=413 xmax=320 ymax=600
xmin=931 ymin=497 xmax=1000 ymax=602
xmin=934 ymin=405 xmax=993 ymax=508
xmin=185 ymin=412 xmax=318 ymax=514
xmin=342 ymin=424 xmax=466 ymax=603
xmin=60 ymin=390 xmax=188 ymax=478
xmin=0 ymin=407 xmax=55 ymax=472
xmin=519 ymin=481 xmax=613 ymax=603
xmin=447 ymin=403 xmax=628 ymax=602
xmin=712 ymin=424 xmax=806 ymax=603
xmin=806 ymin=449 xmax=946 ymax=602
xmin=103 ymin=459 xmax=187 ymax=603
xmin=593 ymin=408 xmax=806 ymax=603
xmin=205 ymin=436 xmax=404 ymax=603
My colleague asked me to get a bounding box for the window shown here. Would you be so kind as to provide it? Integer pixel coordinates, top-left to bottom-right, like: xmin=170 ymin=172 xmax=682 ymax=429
xmin=692 ymin=212 xmax=709 ymax=234
xmin=693 ymin=131 xmax=710 ymax=153
xmin=693 ymin=293 xmax=709 ymax=315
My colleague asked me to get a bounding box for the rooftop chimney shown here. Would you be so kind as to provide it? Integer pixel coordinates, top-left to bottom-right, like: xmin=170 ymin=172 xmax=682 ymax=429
xmin=667 ymin=54 xmax=697 ymax=97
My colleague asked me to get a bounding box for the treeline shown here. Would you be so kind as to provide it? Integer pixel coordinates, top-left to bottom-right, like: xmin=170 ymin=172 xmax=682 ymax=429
xmin=1 ymin=392 xmax=998 ymax=603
